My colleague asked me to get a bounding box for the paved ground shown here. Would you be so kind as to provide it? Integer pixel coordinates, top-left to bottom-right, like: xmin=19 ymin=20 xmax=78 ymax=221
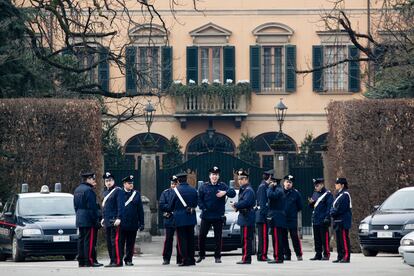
xmin=0 ymin=236 xmax=412 ymax=276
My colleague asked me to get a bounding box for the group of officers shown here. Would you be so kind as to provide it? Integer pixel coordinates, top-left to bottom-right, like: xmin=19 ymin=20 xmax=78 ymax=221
xmin=159 ymin=166 xmax=353 ymax=266
xmin=73 ymin=171 xmax=145 ymax=267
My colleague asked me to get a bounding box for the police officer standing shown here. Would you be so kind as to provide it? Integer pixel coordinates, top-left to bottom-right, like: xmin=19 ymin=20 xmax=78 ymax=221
xmin=308 ymin=178 xmax=333 ymax=261
xmin=330 ymin=177 xmax=352 ymax=263
xmin=255 ymin=170 xmax=273 ymax=262
xmin=231 ymin=169 xmax=256 ymax=265
xmin=267 ymin=176 xmax=286 ymax=264
xmin=197 ymin=166 xmax=236 ymax=264
xmin=168 ymin=172 xmax=198 ymax=266
xmin=159 ymin=175 xmax=182 ymax=265
xmin=101 ymin=172 xmax=125 ymax=267
xmin=120 ymin=175 xmax=144 ymax=266
xmin=73 ymin=172 xmax=100 ymax=267
xmin=282 ymin=175 xmax=303 ymax=261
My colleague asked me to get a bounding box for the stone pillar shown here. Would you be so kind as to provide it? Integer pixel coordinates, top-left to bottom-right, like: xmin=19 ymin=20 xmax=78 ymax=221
xmin=140 ymin=151 xmax=158 ymax=236
xmin=136 ymin=195 xmax=152 ymax=244
xmin=273 ymin=152 xmax=289 ymax=180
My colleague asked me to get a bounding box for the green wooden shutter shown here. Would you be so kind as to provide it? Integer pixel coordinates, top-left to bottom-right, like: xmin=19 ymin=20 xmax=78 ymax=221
xmin=161 ymin=46 xmax=173 ymax=91
xmin=125 ymin=46 xmax=137 ymax=94
xmin=250 ymin=45 xmax=261 ymax=92
xmin=186 ymin=46 xmax=198 ymax=84
xmin=223 ymin=46 xmax=235 ymax=83
xmin=348 ymin=45 xmax=360 ymax=92
xmin=312 ymin=45 xmax=324 ymax=92
xmin=98 ymin=48 xmax=109 ymax=92
xmin=285 ymin=45 xmax=296 ymax=92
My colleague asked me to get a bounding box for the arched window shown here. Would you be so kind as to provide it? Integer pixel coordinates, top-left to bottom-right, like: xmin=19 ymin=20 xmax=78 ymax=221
xmin=253 ymin=132 xmax=297 ymax=170
xmin=186 ymin=132 xmax=235 ymax=160
xmin=124 ymin=133 xmax=169 ymax=169
xmin=312 ymin=133 xmax=328 ymax=152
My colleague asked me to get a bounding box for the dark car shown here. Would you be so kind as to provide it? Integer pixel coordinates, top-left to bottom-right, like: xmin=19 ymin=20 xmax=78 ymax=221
xmin=358 ymin=187 xmax=414 ymax=256
xmin=0 ymin=185 xmax=78 ymax=262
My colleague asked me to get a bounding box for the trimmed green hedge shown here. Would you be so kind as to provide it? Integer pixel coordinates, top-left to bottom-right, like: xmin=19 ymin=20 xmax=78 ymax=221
xmin=0 ymin=99 xmax=103 ymax=201
xmin=326 ymin=99 xmax=414 ymax=252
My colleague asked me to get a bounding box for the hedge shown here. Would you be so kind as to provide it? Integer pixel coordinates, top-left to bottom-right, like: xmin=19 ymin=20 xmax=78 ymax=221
xmin=0 ymin=99 xmax=103 ymax=201
xmin=326 ymin=99 xmax=414 ymax=252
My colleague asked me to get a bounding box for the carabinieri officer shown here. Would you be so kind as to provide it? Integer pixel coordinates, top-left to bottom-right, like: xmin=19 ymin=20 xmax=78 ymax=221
xmin=197 ymin=166 xmax=236 ymax=263
xmin=120 ymin=175 xmax=144 ymax=266
xmin=231 ymin=169 xmax=256 ymax=265
xmin=101 ymin=172 xmax=125 ymax=267
xmin=330 ymin=177 xmax=352 ymax=263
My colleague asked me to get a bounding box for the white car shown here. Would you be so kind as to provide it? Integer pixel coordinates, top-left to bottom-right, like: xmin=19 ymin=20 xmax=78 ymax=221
xmin=399 ymin=231 xmax=414 ymax=267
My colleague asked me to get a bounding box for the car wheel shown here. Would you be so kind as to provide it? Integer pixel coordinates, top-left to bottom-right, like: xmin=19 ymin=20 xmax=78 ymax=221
xmin=362 ymin=248 xmax=378 ymax=257
xmin=0 ymin=252 xmax=7 ymax=261
xmin=12 ymin=236 xmax=25 ymax=262
xmin=64 ymin=254 xmax=77 ymax=261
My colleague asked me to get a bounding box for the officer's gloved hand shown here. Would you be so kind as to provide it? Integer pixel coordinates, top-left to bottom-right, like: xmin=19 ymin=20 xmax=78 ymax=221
xmin=100 ymin=219 xmax=105 ymax=227
xmin=113 ymin=219 xmax=121 ymax=227
xmin=323 ymin=218 xmax=331 ymax=226
xmin=139 ymin=225 xmax=145 ymax=231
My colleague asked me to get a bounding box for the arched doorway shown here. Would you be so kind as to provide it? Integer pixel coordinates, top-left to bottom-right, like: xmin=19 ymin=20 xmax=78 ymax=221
xmin=185 ymin=132 xmax=236 ymax=160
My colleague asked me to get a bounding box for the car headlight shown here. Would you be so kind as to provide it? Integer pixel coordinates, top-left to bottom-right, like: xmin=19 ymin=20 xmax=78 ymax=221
xmin=403 ymin=224 xmax=414 ymax=230
xmin=22 ymin=229 xmax=42 ymax=236
xmin=401 ymin=239 xmax=414 ymax=246
xmin=359 ymin=223 xmax=369 ymax=233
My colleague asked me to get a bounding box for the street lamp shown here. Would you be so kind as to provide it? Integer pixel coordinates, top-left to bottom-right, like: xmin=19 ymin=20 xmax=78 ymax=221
xmin=274 ymin=98 xmax=288 ymax=133
xmin=144 ymin=100 xmax=156 ymax=133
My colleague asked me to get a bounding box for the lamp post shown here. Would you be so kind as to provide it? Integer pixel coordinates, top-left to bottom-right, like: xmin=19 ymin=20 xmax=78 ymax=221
xmin=271 ymin=98 xmax=289 ymax=180
xmin=140 ymin=100 xmax=158 ymax=236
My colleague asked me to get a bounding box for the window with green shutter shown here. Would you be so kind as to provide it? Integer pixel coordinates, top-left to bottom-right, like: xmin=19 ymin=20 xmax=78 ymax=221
xmin=312 ymin=45 xmax=324 ymax=92
xmin=348 ymin=45 xmax=360 ymax=92
xmin=250 ymin=45 xmax=261 ymax=92
xmin=285 ymin=45 xmax=296 ymax=92
xmin=186 ymin=46 xmax=198 ymax=84
xmin=125 ymin=46 xmax=137 ymax=94
xmin=161 ymin=46 xmax=173 ymax=90
xmin=98 ymin=48 xmax=109 ymax=92
xmin=223 ymin=46 xmax=235 ymax=83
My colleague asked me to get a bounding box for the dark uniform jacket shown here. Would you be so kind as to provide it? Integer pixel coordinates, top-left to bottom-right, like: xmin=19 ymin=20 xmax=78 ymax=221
xmin=121 ymin=189 xmax=144 ymax=231
xmin=234 ymin=184 xmax=256 ymax=227
xmin=198 ymin=181 xmax=236 ymax=221
xmin=169 ymin=182 xmax=198 ymax=227
xmin=284 ymin=188 xmax=303 ymax=229
xmin=267 ymin=185 xmax=287 ymax=228
xmin=309 ymin=188 xmax=334 ymax=225
xmin=102 ymin=186 xmax=124 ymax=228
xmin=159 ymin=188 xmax=175 ymax=228
xmin=330 ymin=189 xmax=352 ymax=230
xmin=255 ymin=180 xmax=269 ymax=224
xmin=74 ymin=183 xmax=99 ymax=228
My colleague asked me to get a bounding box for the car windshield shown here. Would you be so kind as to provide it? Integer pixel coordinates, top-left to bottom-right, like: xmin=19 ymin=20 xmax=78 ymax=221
xmin=18 ymin=197 xmax=75 ymax=216
xmin=380 ymin=190 xmax=414 ymax=211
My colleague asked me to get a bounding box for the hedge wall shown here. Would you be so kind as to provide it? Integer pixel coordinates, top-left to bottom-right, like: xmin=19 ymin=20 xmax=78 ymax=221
xmin=326 ymin=99 xmax=414 ymax=252
xmin=0 ymin=99 xmax=103 ymax=201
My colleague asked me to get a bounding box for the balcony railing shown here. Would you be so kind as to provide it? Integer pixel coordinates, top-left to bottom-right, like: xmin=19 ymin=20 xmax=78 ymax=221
xmin=175 ymin=94 xmax=248 ymax=114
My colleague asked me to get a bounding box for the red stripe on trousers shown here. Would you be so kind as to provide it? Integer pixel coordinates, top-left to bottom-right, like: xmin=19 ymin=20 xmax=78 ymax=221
xmin=115 ymin=227 xmax=121 ymax=265
xmin=262 ymin=224 xmax=267 ymax=260
xmin=342 ymin=229 xmax=349 ymax=260
xmin=274 ymin=227 xmax=279 ymax=262
xmin=176 ymin=232 xmax=182 ymax=256
xmin=242 ymin=226 xmax=248 ymax=262
xmin=88 ymin=228 xmax=94 ymax=265
xmin=325 ymin=231 xmax=330 ymax=257
xmin=297 ymin=230 xmax=303 ymax=256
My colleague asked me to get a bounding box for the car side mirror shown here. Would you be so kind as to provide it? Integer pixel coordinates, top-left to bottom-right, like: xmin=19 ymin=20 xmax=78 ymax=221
xmin=373 ymin=205 xmax=380 ymax=211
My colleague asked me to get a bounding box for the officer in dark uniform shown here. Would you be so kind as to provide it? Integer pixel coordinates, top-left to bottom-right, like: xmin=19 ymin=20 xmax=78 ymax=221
xmin=197 ymin=166 xmax=236 ymax=263
xmin=101 ymin=172 xmax=125 ymax=267
xmin=282 ymin=175 xmax=303 ymax=261
xmin=159 ymin=175 xmax=182 ymax=265
xmin=308 ymin=178 xmax=333 ymax=261
xmin=255 ymin=169 xmax=273 ymax=262
xmin=267 ymin=176 xmax=286 ymax=264
xmin=231 ymin=169 xmax=256 ymax=265
xmin=120 ymin=175 xmax=144 ymax=266
xmin=73 ymin=172 xmax=100 ymax=267
xmin=168 ymin=172 xmax=198 ymax=266
xmin=330 ymin=177 xmax=352 ymax=263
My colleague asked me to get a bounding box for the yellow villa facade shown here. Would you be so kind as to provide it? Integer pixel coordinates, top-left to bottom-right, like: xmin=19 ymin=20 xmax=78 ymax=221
xmin=103 ymin=0 xmax=368 ymax=171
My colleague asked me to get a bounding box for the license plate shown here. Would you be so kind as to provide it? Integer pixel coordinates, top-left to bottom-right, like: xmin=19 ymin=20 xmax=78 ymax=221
xmin=207 ymin=231 xmax=215 ymax=238
xmin=377 ymin=231 xmax=393 ymax=238
xmin=53 ymin=235 xmax=70 ymax=242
